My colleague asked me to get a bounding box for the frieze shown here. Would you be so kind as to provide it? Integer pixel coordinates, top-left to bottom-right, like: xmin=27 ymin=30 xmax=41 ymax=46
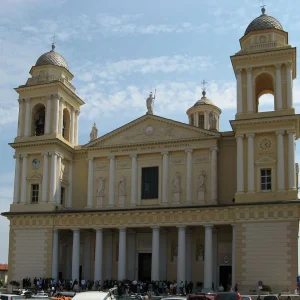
xmin=170 ymin=156 xmax=185 ymax=165
xmin=95 ymin=162 xmax=107 ymax=170
xmin=194 ymin=155 xmax=210 ymax=163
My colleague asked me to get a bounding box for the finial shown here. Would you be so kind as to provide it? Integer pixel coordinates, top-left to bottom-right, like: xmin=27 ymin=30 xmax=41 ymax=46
xmin=260 ymin=0 xmax=266 ymax=15
xmin=51 ymin=34 xmax=57 ymax=52
xmin=201 ymin=80 xmax=207 ymax=98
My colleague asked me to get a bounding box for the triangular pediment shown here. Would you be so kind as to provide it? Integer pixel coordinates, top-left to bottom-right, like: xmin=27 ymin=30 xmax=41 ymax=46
xmin=27 ymin=173 xmax=43 ymax=183
xmin=85 ymin=114 xmax=220 ymax=148
xmin=255 ymin=156 xmax=277 ymax=165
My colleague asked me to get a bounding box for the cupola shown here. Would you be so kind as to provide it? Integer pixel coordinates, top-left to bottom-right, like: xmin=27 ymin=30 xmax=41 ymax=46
xmin=186 ymin=84 xmax=221 ymax=131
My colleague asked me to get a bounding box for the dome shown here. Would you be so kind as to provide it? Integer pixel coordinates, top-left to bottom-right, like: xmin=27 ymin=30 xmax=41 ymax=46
xmin=244 ymin=8 xmax=283 ymax=36
xmin=35 ymin=44 xmax=69 ymax=70
xmin=194 ymin=91 xmax=215 ymax=106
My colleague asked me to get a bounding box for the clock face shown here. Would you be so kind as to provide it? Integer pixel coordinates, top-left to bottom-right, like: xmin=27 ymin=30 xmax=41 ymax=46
xmin=32 ymin=158 xmax=41 ymax=169
xmin=259 ymin=138 xmax=272 ymax=151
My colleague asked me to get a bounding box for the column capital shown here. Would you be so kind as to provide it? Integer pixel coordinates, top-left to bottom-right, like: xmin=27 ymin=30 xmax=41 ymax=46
xmin=60 ymin=97 xmax=66 ymax=105
xmin=53 ymin=228 xmax=59 ymax=233
xmin=176 ymin=225 xmax=187 ymax=229
xmin=21 ymin=154 xmax=28 ymax=158
xmin=246 ymin=67 xmax=252 ymax=74
xmin=57 ymin=153 xmax=64 ymax=159
xmin=276 ymin=130 xmax=285 ymax=136
xmin=203 ymin=224 xmax=214 ymax=228
xmin=130 ymin=153 xmax=137 ymax=158
xmin=231 ymin=223 xmax=236 ymax=228
xmin=185 ymin=149 xmax=193 ymax=154
xmin=72 ymin=228 xmax=80 ymax=232
xmin=42 ymin=152 xmax=49 ymax=157
xmin=18 ymin=98 xmax=24 ymax=104
xmin=118 ymin=227 xmax=127 ymax=232
xmin=285 ymin=62 xmax=293 ymax=69
xmin=75 ymin=109 xmax=80 ymax=116
xmin=94 ymin=228 xmax=103 ymax=232
xmin=108 ymin=155 xmax=115 ymax=160
xmin=161 ymin=151 xmax=169 ymax=155
xmin=47 ymin=94 xmax=52 ymax=100
xmin=245 ymin=133 xmax=255 ymax=138
xmin=235 ymin=68 xmax=242 ymax=76
xmin=151 ymin=226 xmax=160 ymax=230
xmin=235 ymin=133 xmax=244 ymax=139
xmin=13 ymin=154 xmax=21 ymax=159
xmin=210 ymin=146 xmax=218 ymax=152
xmin=275 ymin=63 xmax=282 ymax=69
xmin=24 ymin=97 xmax=31 ymax=103
xmin=287 ymin=129 xmax=296 ymax=135
xmin=87 ymin=157 xmax=94 ymax=162
xmin=52 ymin=93 xmax=60 ymax=100
xmin=49 ymin=151 xmax=58 ymax=156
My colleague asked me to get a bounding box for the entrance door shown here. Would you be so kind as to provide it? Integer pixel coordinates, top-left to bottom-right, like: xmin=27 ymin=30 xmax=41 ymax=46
xmin=219 ymin=266 xmax=232 ymax=291
xmin=138 ymin=253 xmax=152 ymax=281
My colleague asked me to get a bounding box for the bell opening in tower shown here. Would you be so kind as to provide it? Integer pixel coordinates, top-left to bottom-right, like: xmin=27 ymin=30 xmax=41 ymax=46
xmin=32 ymin=104 xmax=46 ymax=136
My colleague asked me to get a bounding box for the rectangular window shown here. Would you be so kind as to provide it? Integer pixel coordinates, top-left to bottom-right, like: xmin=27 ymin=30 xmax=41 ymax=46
xmin=260 ymin=168 xmax=272 ymax=191
xmin=141 ymin=166 xmax=159 ymax=199
xmin=61 ymin=187 xmax=65 ymax=205
xmin=198 ymin=115 xmax=204 ymax=129
xmin=31 ymin=184 xmax=39 ymax=203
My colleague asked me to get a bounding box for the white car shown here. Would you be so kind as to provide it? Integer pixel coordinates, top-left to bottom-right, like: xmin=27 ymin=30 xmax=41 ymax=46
xmin=72 ymin=288 xmax=118 ymax=300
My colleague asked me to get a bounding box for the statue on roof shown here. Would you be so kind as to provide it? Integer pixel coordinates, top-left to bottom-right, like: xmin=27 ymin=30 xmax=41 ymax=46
xmin=90 ymin=123 xmax=98 ymax=141
xmin=146 ymin=90 xmax=156 ymax=115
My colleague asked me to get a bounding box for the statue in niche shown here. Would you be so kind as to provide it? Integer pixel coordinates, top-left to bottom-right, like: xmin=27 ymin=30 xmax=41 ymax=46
xmin=118 ymin=175 xmax=126 ymax=196
xmin=209 ymin=112 xmax=217 ymax=130
xmin=198 ymin=170 xmax=206 ymax=191
xmin=97 ymin=176 xmax=105 ymax=196
xmin=146 ymin=91 xmax=156 ymax=115
xmin=90 ymin=123 xmax=98 ymax=141
xmin=172 ymin=172 xmax=181 ymax=193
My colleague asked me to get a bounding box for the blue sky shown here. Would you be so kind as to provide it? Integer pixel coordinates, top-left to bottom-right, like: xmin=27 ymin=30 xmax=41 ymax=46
xmin=0 ymin=0 xmax=300 ymax=264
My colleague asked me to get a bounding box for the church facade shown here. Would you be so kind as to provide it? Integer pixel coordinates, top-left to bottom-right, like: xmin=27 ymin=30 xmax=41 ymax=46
xmin=2 ymin=8 xmax=300 ymax=293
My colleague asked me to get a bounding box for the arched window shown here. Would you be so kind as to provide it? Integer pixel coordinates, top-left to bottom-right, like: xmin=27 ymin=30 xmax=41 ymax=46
xmin=32 ymin=104 xmax=46 ymax=136
xmin=62 ymin=108 xmax=71 ymax=141
xmin=255 ymin=73 xmax=275 ymax=112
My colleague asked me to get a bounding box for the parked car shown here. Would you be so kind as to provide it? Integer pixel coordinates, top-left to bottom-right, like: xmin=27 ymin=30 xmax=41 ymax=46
xmin=188 ymin=294 xmax=212 ymax=300
xmin=214 ymin=292 xmax=242 ymax=300
xmin=263 ymin=296 xmax=279 ymax=300
xmin=241 ymin=296 xmax=252 ymax=300
xmin=0 ymin=294 xmax=24 ymax=300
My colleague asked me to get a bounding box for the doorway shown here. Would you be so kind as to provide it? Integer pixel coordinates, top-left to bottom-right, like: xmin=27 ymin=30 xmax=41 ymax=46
xmin=219 ymin=266 xmax=232 ymax=291
xmin=138 ymin=253 xmax=152 ymax=281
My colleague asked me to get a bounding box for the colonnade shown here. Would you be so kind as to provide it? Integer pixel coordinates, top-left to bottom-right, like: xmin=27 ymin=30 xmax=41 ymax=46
xmin=51 ymin=224 xmax=236 ymax=289
xmin=17 ymin=94 xmax=79 ymax=145
xmin=235 ymin=62 xmax=294 ymax=114
xmin=236 ymin=130 xmax=296 ymax=193
xmin=87 ymin=147 xmax=218 ymax=208
xmin=13 ymin=152 xmax=73 ymax=206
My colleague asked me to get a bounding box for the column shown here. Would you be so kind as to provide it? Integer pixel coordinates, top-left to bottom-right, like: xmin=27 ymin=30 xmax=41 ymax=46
xmin=275 ymin=64 xmax=283 ymax=110
xmin=185 ymin=230 xmax=192 ymax=283
xmin=24 ymin=98 xmax=31 ymax=137
xmin=162 ymin=151 xmax=169 ymax=205
xmin=49 ymin=152 xmax=57 ymax=202
xmin=236 ymin=134 xmax=244 ymax=193
xmin=41 ymin=152 xmax=49 ymax=203
xmin=104 ymin=231 xmax=113 ymax=280
xmin=212 ymin=229 xmax=218 ymax=287
xmin=13 ymin=154 xmax=21 ymax=204
xmin=52 ymin=94 xmax=59 ymax=134
xmin=204 ymin=225 xmax=213 ymax=290
xmin=276 ymin=131 xmax=285 ymax=191
xmin=195 ymin=113 xmax=199 ymax=127
xmin=72 ymin=229 xmax=80 ymax=281
xmin=20 ymin=154 xmax=28 ymax=204
xmin=151 ymin=226 xmax=160 ymax=281
xmin=231 ymin=224 xmax=236 ymax=288
xmin=45 ymin=95 xmax=51 ymax=134
xmin=94 ymin=229 xmax=103 ymax=284
xmin=185 ymin=149 xmax=193 ymax=203
xmin=56 ymin=154 xmax=62 ymax=204
xmin=52 ymin=229 xmax=59 ymax=280
xmin=246 ymin=68 xmax=253 ymax=113
xmin=130 ymin=154 xmax=138 ymax=206
xmin=286 ymin=62 xmax=293 ymax=108
xmin=118 ymin=228 xmax=127 ymax=281
xmin=246 ymin=134 xmax=255 ymax=193
xmin=177 ymin=226 xmax=186 ymax=291
xmin=75 ymin=110 xmax=80 ymax=145
xmin=108 ymin=156 xmax=115 ymax=207
xmin=59 ymin=98 xmax=64 ymax=136
xmin=236 ymin=69 xmax=243 ymax=114
xmin=87 ymin=158 xmax=94 ymax=207
xmin=67 ymin=162 xmax=73 ymax=208
xmin=210 ymin=147 xmax=218 ymax=202
xmin=17 ymin=99 xmax=24 ymax=137
xmin=288 ymin=130 xmax=296 ymax=190
xmin=83 ymin=233 xmax=91 ymax=280
xmin=70 ymin=108 xmax=75 ymax=144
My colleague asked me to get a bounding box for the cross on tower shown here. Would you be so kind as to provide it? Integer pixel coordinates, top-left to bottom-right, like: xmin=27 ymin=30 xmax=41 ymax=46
xmin=51 ymin=34 xmax=57 ymax=51
xmin=260 ymin=0 xmax=266 ymax=14
xmin=201 ymin=80 xmax=207 ymax=97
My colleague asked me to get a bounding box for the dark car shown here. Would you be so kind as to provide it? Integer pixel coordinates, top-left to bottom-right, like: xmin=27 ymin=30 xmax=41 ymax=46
xmin=188 ymin=294 xmax=211 ymax=300
xmin=263 ymin=296 xmax=279 ymax=300
xmin=215 ymin=292 xmax=242 ymax=300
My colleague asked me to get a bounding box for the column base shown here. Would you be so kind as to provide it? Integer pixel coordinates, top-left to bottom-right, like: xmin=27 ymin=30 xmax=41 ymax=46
xmin=246 ymin=191 xmax=255 ymax=194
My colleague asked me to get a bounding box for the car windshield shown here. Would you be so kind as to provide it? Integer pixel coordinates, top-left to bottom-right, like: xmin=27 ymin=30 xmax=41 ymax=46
xmin=216 ymin=293 xmax=239 ymax=300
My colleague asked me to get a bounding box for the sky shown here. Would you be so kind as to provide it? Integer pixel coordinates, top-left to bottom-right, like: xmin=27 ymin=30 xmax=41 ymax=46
xmin=1 ymin=0 xmax=300 ymax=264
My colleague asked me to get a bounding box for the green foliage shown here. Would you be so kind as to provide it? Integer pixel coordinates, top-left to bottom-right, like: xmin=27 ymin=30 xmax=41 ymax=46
xmin=262 ymin=285 xmax=272 ymax=292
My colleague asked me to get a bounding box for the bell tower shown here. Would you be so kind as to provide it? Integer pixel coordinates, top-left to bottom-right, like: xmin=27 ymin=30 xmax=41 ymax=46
xmin=230 ymin=7 xmax=299 ymax=203
xmin=11 ymin=43 xmax=84 ymax=212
